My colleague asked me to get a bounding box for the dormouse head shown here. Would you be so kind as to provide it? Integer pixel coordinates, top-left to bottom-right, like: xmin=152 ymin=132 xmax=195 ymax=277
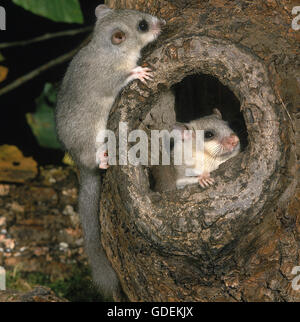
xmin=93 ymin=5 xmax=165 ymax=52
xmin=175 ymin=109 xmax=240 ymax=159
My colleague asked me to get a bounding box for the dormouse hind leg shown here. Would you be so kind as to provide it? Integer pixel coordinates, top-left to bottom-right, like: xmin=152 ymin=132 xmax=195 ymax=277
xmin=96 ymin=145 xmax=109 ymax=169
xmin=98 ymin=151 xmax=109 ymax=169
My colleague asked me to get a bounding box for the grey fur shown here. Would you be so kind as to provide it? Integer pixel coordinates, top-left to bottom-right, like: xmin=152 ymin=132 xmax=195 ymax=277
xmin=55 ymin=6 xmax=163 ymax=299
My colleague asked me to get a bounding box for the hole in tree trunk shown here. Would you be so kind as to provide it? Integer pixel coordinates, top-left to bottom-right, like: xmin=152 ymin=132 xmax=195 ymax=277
xmin=172 ymin=74 xmax=248 ymax=150
xmin=144 ymin=73 xmax=248 ymax=192
xmin=105 ymin=34 xmax=283 ymax=229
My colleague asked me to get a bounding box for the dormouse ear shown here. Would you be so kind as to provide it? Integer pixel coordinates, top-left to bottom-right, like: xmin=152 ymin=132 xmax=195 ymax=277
xmin=95 ymin=5 xmax=112 ymax=20
xmin=111 ymin=30 xmax=126 ymax=45
xmin=212 ymin=108 xmax=222 ymax=120
xmin=173 ymin=122 xmax=193 ymax=140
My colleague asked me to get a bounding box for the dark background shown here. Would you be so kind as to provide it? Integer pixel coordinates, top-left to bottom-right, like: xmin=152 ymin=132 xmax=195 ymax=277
xmin=0 ymin=0 xmax=103 ymax=164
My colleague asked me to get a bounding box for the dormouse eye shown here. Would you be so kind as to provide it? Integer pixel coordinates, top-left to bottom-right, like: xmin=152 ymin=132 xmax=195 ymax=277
xmin=138 ymin=19 xmax=149 ymax=32
xmin=111 ymin=30 xmax=126 ymax=45
xmin=204 ymin=131 xmax=215 ymax=140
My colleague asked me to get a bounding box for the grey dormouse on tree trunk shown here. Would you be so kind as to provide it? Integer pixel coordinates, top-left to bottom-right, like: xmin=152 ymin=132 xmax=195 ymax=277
xmin=55 ymin=4 xmax=165 ymax=299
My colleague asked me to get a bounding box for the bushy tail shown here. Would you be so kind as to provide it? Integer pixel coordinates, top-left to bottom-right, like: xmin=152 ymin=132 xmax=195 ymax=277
xmin=78 ymin=167 xmax=119 ymax=299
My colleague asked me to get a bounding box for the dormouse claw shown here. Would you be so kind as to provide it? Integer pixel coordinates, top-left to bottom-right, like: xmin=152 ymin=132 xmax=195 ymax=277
xmin=130 ymin=66 xmax=153 ymax=84
xmin=198 ymin=173 xmax=214 ymax=188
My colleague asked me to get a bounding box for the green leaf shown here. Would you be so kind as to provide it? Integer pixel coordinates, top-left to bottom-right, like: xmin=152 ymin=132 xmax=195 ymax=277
xmin=12 ymin=0 xmax=84 ymax=24
xmin=26 ymin=83 xmax=62 ymax=150
xmin=0 ymin=52 xmax=5 ymax=62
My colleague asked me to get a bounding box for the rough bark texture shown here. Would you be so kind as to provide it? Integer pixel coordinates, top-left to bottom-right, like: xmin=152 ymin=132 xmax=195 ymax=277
xmin=101 ymin=0 xmax=300 ymax=301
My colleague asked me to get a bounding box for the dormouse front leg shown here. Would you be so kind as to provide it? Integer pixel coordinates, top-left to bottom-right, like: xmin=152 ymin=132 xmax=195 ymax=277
xmin=126 ymin=66 xmax=153 ymax=84
xmin=198 ymin=172 xmax=214 ymax=188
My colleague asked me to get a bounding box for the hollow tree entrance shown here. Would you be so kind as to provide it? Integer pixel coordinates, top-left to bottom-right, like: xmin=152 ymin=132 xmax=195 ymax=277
xmin=173 ymin=74 xmax=248 ymax=150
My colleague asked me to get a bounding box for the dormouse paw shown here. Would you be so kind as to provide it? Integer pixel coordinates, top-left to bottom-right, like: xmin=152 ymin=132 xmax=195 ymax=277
xmin=97 ymin=150 xmax=109 ymax=169
xmin=198 ymin=173 xmax=214 ymax=188
xmin=131 ymin=66 xmax=153 ymax=84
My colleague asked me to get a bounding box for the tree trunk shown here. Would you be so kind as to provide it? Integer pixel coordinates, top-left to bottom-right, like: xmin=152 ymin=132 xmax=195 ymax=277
xmin=101 ymin=0 xmax=300 ymax=301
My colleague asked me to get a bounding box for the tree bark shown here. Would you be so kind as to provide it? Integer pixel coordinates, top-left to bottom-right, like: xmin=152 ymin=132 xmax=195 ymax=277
xmin=101 ymin=0 xmax=300 ymax=301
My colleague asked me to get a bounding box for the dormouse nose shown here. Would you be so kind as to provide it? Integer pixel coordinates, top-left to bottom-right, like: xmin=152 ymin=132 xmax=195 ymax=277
xmin=222 ymin=134 xmax=240 ymax=151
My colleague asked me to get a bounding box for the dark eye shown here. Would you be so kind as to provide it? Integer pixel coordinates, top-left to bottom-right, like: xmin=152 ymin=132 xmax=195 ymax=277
xmin=138 ymin=19 xmax=149 ymax=32
xmin=204 ymin=131 xmax=215 ymax=139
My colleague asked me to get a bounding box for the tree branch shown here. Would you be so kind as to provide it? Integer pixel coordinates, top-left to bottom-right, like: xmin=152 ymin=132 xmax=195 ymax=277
xmin=0 ymin=36 xmax=91 ymax=97
xmin=0 ymin=26 xmax=92 ymax=49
